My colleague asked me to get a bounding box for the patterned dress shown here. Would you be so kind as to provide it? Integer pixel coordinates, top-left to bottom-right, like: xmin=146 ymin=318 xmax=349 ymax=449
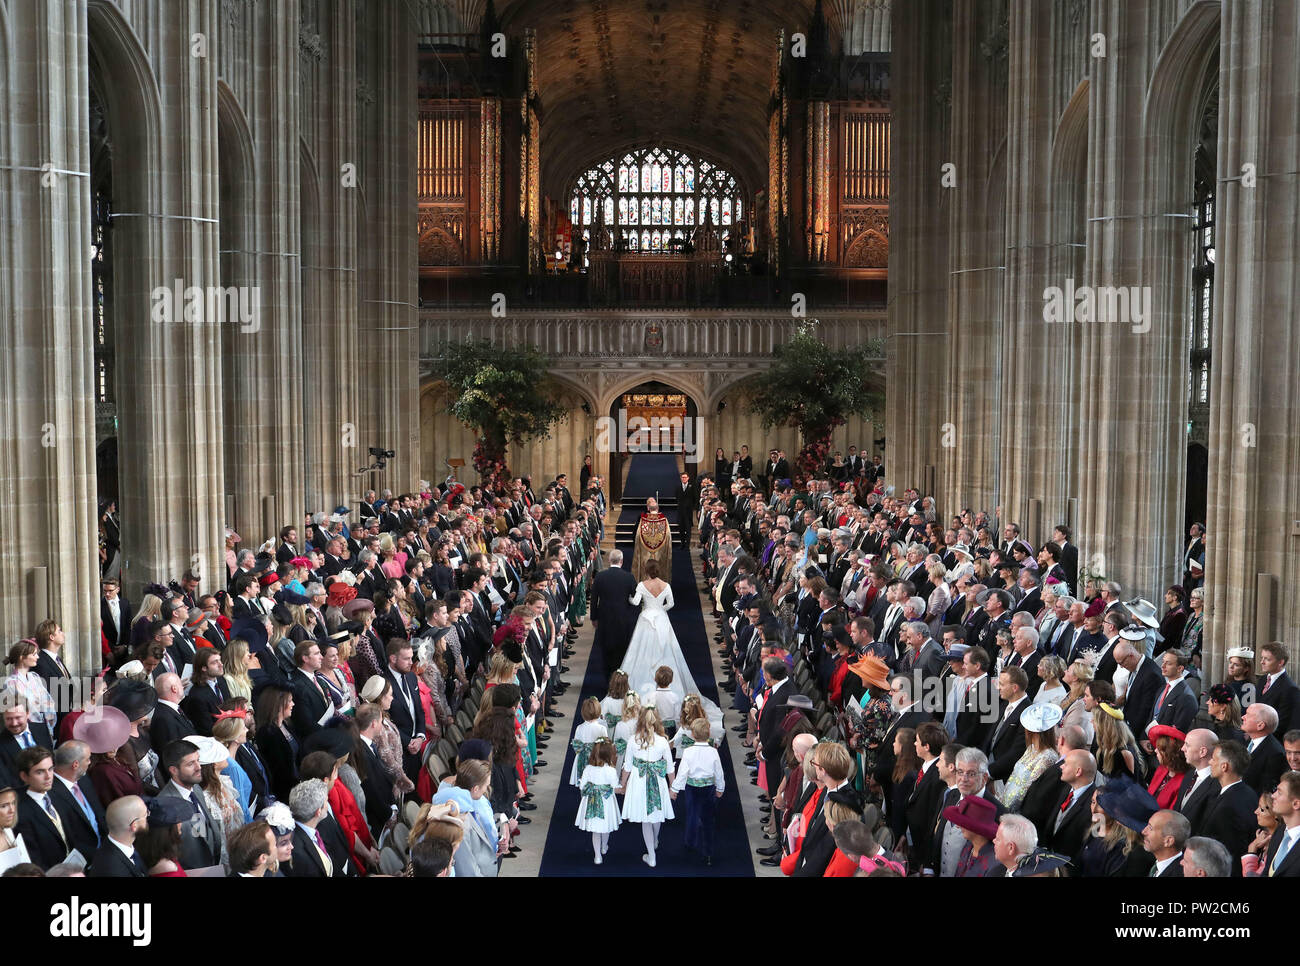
xmin=849 ymin=693 xmax=893 ymax=791
xmin=1003 ymin=748 xmax=1060 ymax=812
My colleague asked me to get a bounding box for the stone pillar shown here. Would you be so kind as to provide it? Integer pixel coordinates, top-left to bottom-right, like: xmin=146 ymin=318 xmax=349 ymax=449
xmin=89 ymin=0 xmax=226 ymax=607
xmin=1205 ymin=0 xmax=1300 ymax=674
xmin=218 ymin=0 xmax=305 ymax=544
xmin=300 ymin=0 xmax=360 ymax=516
xmin=940 ymin=0 xmax=1008 ymax=519
xmin=0 ymin=0 xmax=99 ymax=668
xmin=998 ymin=0 xmax=1089 ymax=550
xmin=1077 ymin=2 xmax=1215 ymax=607
xmin=886 ymin=0 xmax=951 ymax=500
xmin=357 ymin=0 xmax=419 ymax=493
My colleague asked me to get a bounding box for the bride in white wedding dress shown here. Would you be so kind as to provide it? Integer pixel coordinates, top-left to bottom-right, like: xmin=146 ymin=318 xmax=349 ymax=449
xmin=622 ymin=560 xmax=725 ymax=736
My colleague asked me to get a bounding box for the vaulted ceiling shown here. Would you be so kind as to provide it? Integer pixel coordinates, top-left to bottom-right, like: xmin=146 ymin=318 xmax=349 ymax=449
xmin=493 ymin=0 xmax=844 ymax=200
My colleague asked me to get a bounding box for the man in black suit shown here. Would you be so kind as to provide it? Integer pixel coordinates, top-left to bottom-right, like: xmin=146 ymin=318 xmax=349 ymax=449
xmin=1140 ymin=809 xmax=1189 ymax=877
xmin=1242 ymin=702 xmax=1287 ymax=795
xmin=149 ymin=674 xmax=196 ymax=750
xmin=588 ymin=549 xmax=639 ymax=675
xmin=1003 ymin=626 xmax=1043 ymax=699
xmin=954 ymin=647 xmax=998 ymax=749
xmin=756 ymin=659 xmax=799 ymax=805
xmin=1257 ymin=642 xmax=1299 ymax=734
xmin=156 ymin=739 xmax=222 ymax=870
xmin=87 ymin=795 xmax=149 ymax=877
xmin=287 ymin=640 xmax=331 ymax=741
xmin=1115 ymin=635 xmax=1163 ymax=738
xmin=181 ymin=647 xmax=232 ymax=737
xmin=1043 ymin=749 xmax=1097 ymax=866
xmin=356 ymin=703 xmax=398 ymax=838
xmin=1021 ymin=725 xmax=1089 ymax=833
xmin=14 ymin=746 xmax=69 ymax=869
xmin=872 ymin=675 xmax=931 ymax=791
xmin=1200 ymin=740 xmax=1260 ymax=875
xmin=100 ymin=578 xmax=133 ymax=659
xmin=791 ymin=743 xmax=856 ymax=876
xmin=0 ymin=701 xmax=54 ymax=781
xmin=1052 ymin=526 xmax=1079 ymax=594
xmin=985 ymin=667 xmax=1030 ymax=782
xmin=1175 ymin=728 xmax=1220 ymax=834
xmin=384 ymin=639 xmax=427 ymax=781
xmin=1147 ymin=648 xmax=1199 ymax=735
xmin=905 ymin=722 xmax=950 ymax=867
xmin=49 ymin=739 xmax=105 ymax=860
xmin=33 ymin=619 xmax=73 ymax=711
xmin=276 ymin=525 xmax=300 ymax=564
xmin=1261 ymin=772 xmax=1300 ymax=877
xmin=897 ymin=622 xmax=947 ymax=688
xmin=676 ymin=471 xmax=698 ymax=548
xmin=285 ymin=778 xmax=345 ymax=877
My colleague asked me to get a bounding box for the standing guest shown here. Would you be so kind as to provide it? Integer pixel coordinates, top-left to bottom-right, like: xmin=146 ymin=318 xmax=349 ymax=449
xmin=1079 ymin=779 xmax=1156 ymax=877
xmin=181 ymin=648 xmax=231 ymax=737
xmin=32 ymin=621 xmax=72 ymax=713
xmin=1158 ymin=587 xmax=1189 ymax=655
xmin=1180 ymin=837 xmax=1232 ymax=877
xmin=383 ymin=639 xmax=426 ymax=781
xmin=1003 ymin=703 xmax=1062 ymax=812
xmin=0 ymin=786 xmax=28 ymax=865
xmin=1202 ymin=683 xmax=1247 ymax=744
xmin=137 ymin=796 xmax=195 ymax=877
xmin=86 ymin=795 xmax=148 ymax=877
xmin=298 ymin=747 xmax=378 ymax=875
xmin=0 ymin=699 xmax=54 ymax=783
xmin=429 ymin=760 xmax=501 ymax=877
xmin=284 ymin=778 xmax=340 ymax=877
xmin=253 ymin=685 xmax=299 ymax=803
xmin=1200 ymin=740 xmax=1260 ymax=873
xmin=95 ymin=683 xmax=157 ymax=801
xmin=48 ymin=739 xmax=104 ymax=860
xmin=1180 ymin=588 xmax=1205 ymax=664
xmin=222 ymin=639 xmax=256 ymax=703
xmin=3 ymin=640 xmax=56 ymax=733
xmin=1141 ymin=809 xmax=1190 ymax=877
xmin=1034 ymin=656 xmax=1067 ymax=707
xmin=358 ymin=676 xmax=416 ymax=801
xmin=191 ymin=735 xmax=243 ymax=870
xmin=156 ymin=739 xmax=222 ymax=869
xmin=1223 ymin=647 xmax=1256 ymax=706
xmin=228 ymin=820 xmax=276 ymax=877
xmin=942 ymin=794 xmax=1000 ymax=877
xmin=790 ymin=742 xmax=856 ymax=877
xmin=1146 ymin=725 xmax=1191 ymax=810
xmin=1257 ymin=642 xmax=1299 ymax=734
xmin=1242 ymin=702 xmax=1286 ymax=795
xmin=14 ymin=747 xmax=68 ymax=869
xmin=211 ymin=711 xmax=256 ymax=818
xmin=149 ymin=674 xmax=196 ymax=750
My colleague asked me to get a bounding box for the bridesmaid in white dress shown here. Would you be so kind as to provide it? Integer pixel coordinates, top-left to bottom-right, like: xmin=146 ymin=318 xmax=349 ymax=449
xmin=619 ymin=707 xmax=675 ymax=868
xmin=612 ymin=693 xmax=642 ymax=775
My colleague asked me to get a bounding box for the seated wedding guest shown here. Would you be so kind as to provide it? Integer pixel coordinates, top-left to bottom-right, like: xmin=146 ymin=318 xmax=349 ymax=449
xmin=157 ymin=739 xmax=222 ymax=870
xmin=98 ymin=680 xmax=158 ymax=800
xmin=298 ymin=746 xmax=378 ymax=875
xmin=1002 ymin=703 xmax=1062 ymax=812
xmin=0 ymin=785 xmax=26 ymax=865
xmin=1246 ymin=770 xmax=1300 ymax=877
xmin=1140 ymin=809 xmax=1189 ymax=878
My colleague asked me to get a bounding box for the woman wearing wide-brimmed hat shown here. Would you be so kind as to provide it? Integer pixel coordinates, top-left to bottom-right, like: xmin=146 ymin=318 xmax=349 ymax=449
xmin=844 ymin=655 xmax=893 ymax=794
xmin=79 ymin=703 xmax=142 ymax=805
xmin=1003 ymin=702 xmax=1063 ymax=812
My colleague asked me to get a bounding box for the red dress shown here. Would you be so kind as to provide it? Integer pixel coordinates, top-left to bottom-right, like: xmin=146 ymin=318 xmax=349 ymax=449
xmin=780 ymin=786 xmax=824 ymax=876
xmin=329 ymin=780 xmax=373 ymax=876
xmin=1148 ymin=766 xmax=1187 ymax=810
xmin=824 ymin=848 xmax=859 ymax=877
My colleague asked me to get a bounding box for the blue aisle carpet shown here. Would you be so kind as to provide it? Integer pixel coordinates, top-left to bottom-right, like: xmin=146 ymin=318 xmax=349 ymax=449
xmin=620 ymin=451 xmax=682 ymax=501
xmin=537 ymin=456 xmax=753 ymax=877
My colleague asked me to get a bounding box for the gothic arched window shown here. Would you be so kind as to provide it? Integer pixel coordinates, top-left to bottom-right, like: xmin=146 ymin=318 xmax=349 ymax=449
xmin=568 ymin=147 xmax=745 ymax=254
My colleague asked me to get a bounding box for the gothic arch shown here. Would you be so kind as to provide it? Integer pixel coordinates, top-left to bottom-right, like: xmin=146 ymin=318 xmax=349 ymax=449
xmin=418 ymin=225 xmax=463 ymax=265
xmin=597 ymin=372 xmax=706 ymax=416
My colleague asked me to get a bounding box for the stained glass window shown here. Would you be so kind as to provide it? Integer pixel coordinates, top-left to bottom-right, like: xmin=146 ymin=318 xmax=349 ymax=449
xmin=569 ymin=148 xmax=745 ymax=256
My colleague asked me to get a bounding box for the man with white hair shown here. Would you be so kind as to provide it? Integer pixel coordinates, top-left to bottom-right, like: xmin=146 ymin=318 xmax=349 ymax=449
xmin=1241 ymin=701 xmax=1286 ymax=795
xmin=756 ymin=732 xmax=819 ymax=865
xmin=1181 ymin=836 xmax=1232 ymax=877
xmin=285 ymin=779 xmax=339 ymax=878
xmin=1006 ymin=626 xmax=1043 ymax=699
xmin=1041 ymin=595 xmax=1076 ymax=657
xmin=993 ymin=814 xmax=1038 ymax=876
xmin=931 ymin=747 xmax=1004 ymax=877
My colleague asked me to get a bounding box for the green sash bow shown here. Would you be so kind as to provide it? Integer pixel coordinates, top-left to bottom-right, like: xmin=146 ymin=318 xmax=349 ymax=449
xmin=581 ymin=782 xmax=614 ymax=820
xmin=571 ymin=739 xmax=593 ymax=776
xmin=633 ymin=757 xmax=668 ymax=814
xmin=604 ymin=712 xmax=621 ymax=730
xmin=613 ymin=738 xmax=627 ymax=756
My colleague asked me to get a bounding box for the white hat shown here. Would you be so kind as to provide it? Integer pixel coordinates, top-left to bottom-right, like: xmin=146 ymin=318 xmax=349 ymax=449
xmin=1226 ymin=646 xmax=1255 ymax=661
xmin=183 ymin=735 xmax=229 ymax=766
xmin=259 ymin=802 xmax=295 ymax=835
xmin=1118 ymin=625 xmax=1147 ymax=642
xmin=1021 ymin=703 xmax=1064 ymax=733
xmin=1124 ymin=598 xmax=1160 ymax=628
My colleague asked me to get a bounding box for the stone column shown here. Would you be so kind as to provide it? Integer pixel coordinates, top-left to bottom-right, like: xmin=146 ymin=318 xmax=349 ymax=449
xmin=300 ymin=0 xmax=360 ymax=516
xmin=90 ymin=0 xmax=227 ymax=608
xmin=0 ymin=0 xmax=99 ymax=667
xmin=1077 ymin=2 xmax=1214 ymax=607
xmin=940 ymin=0 xmax=1008 ymax=519
xmin=357 ymin=0 xmax=419 ymax=493
xmin=886 ymin=0 xmax=952 ymax=500
xmin=218 ymin=0 xmax=305 ymax=544
xmin=1204 ymin=0 xmax=1300 ymax=673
